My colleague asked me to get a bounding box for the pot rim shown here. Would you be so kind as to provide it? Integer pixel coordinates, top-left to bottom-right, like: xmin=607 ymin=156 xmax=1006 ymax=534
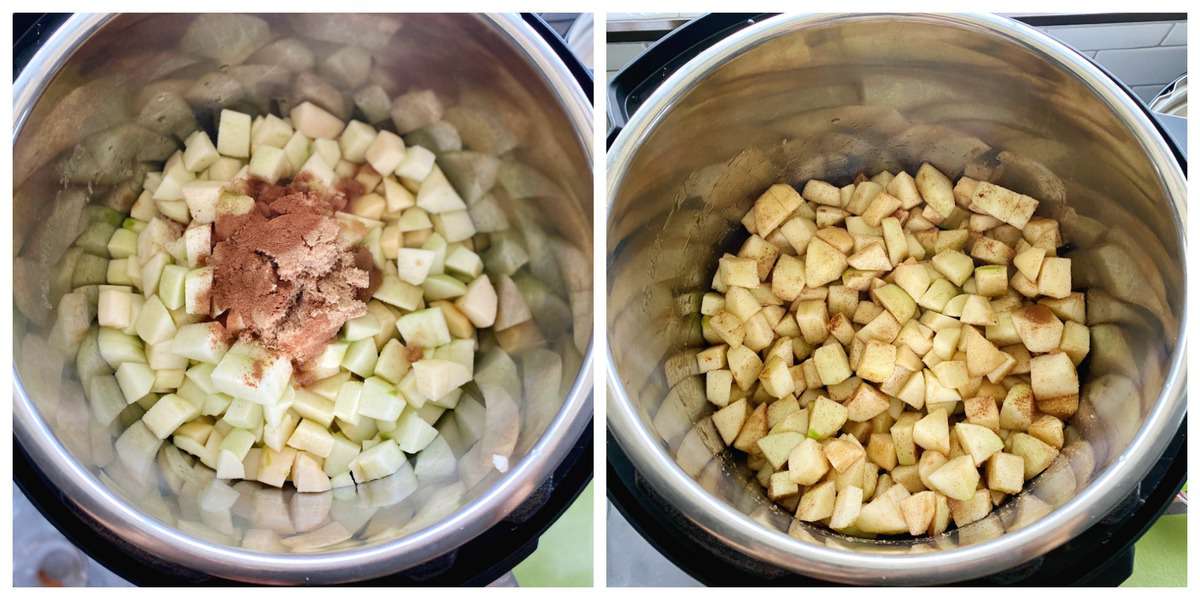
xmin=13 ymin=12 xmax=594 ymax=584
xmin=606 ymin=12 xmax=1186 ymax=585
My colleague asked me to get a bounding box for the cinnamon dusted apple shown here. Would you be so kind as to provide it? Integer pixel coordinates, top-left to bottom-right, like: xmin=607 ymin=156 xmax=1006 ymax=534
xmin=699 ymin=164 xmax=1090 ymax=538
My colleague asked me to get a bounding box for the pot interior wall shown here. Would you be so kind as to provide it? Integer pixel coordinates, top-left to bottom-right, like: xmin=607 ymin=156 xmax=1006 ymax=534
xmin=14 ymin=13 xmax=592 ymax=565
xmin=608 ymin=15 xmax=1182 ymax=557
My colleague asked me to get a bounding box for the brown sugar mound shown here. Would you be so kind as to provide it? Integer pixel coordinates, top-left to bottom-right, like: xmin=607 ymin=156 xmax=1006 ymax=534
xmin=211 ymin=176 xmax=373 ymax=369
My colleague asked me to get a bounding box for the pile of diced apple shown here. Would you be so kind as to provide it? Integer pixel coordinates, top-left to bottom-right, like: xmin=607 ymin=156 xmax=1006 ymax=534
xmin=53 ymin=97 xmax=541 ymax=494
xmin=702 ymin=165 xmax=1089 ymax=537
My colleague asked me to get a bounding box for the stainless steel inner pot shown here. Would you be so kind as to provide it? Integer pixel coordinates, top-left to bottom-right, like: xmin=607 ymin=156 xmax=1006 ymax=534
xmin=607 ymin=13 xmax=1185 ymax=585
xmin=14 ymin=13 xmax=592 ymax=584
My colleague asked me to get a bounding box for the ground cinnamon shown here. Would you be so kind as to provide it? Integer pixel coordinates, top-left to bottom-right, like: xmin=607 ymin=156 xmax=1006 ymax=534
xmin=210 ymin=176 xmax=374 ymax=372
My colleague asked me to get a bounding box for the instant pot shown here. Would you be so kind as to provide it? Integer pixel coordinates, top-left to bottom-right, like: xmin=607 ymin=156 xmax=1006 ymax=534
xmin=607 ymin=13 xmax=1186 ymax=586
xmin=14 ymin=13 xmax=593 ymax=585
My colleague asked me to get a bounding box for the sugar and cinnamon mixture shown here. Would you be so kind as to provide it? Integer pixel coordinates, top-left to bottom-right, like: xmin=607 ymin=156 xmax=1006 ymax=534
xmin=210 ymin=175 xmax=376 ymax=375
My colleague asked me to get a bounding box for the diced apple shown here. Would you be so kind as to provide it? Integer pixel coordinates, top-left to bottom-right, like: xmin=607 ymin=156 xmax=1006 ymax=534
xmin=813 ymin=343 xmax=851 ymax=387
xmin=796 ymin=480 xmax=837 ymax=522
xmin=970 ymin=181 xmax=1038 ymax=229
xmin=807 ymin=396 xmax=848 ymax=440
xmin=395 ymin=247 xmax=436 ymax=285
xmin=1037 ymin=257 xmax=1072 ymax=299
xmin=286 ymin=418 xmax=335 ymax=458
xmin=1030 ymin=352 xmax=1078 ymax=400
xmin=183 ymin=267 xmax=212 ymax=315
xmin=926 ymin=455 xmax=980 ymax=501
xmin=730 ymin=403 xmax=767 ymax=453
xmin=394 ymin=145 xmax=436 ymax=182
xmin=804 ymin=237 xmax=848 ymax=288
xmin=215 ymin=109 xmax=252 ymax=158
xmin=212 ymin=341 xmax=293 ymax=405
xmin=1010 ymin=432 xmax=1059 ymax=479
xmin=857 ymin=494 xmax=908 ymax=534
xmin=846 ymin=382 xmax=890 ymax=422
xmin=142 ymin=393 xmax=201 ymax=439
xmin=98 ymin=287 xmax=133 ymax=329
xmin=258 ymin=446 xmax=298 ymax=488
xmin=986 ymin=451 xmax=1025 ymax=494
xmin=415 ymin=168 xmax=468 ymax=214
xmin=954 ymin=422 xmax=1004 ymax=466
xmin=115 ymin=362 xmax=155 ymax=404
xmin=396 ymin=307 xmax=451 ymax=348
xmin=365 ymin=130 xmax=407 ymax=176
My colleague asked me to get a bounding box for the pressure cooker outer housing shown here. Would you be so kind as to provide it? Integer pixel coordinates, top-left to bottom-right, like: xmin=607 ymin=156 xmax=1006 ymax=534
xmin=607 ymin=13 xmax=1185 ymax=585
xmin=14 ymin=13 xmax=593 ymax=584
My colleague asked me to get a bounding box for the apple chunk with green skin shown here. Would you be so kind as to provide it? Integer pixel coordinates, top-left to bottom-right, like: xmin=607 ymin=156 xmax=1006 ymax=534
xmin=807 ymin=396 xmax=847 ymax=440
xmin=412 ymin=358 xmax=472 ymax=400
xmin=915 ymin=163 xmax=955 ymax=218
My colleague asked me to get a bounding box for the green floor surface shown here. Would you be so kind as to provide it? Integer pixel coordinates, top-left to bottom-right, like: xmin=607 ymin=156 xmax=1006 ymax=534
xmin=1122 ymin=513 xmax=1187 ymax=587
xmin=513 ymin=482 xmax=594 ymax=587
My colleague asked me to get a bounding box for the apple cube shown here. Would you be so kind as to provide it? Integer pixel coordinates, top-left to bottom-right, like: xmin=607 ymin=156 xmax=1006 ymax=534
xmin=411 ymin=358 xmax=472 ymax=401
xmin=926 ymin=455 xmax=980 ymax=501
xmin=796 ymin=481 xmax=837 ymax=522
xmin=395 ymin=248 xmax=436 ymax=284
xmin=813 ymin=343 xmax=851 ymax=386
xmin=396 ymin=307 xmax=452 ymax=348
xmin=341 ymin=337 xmax=378 ymax=378
xmin=142 ymin=393 xmax=201 ymax=439
xmin=393 ymin=409 xmax=438 ymax=453
xmin=216 ymin=109 xmax=252 ymax=158
xmin=286 ymin=418 xmax=335 ymax=458
xmin=1037 ymin=257 xmax=1072 ymax=299
xmin=712 ymin=398 xmax=749 ymax=445
xmin=913 ymin=408 xmax=950 ymax=454
xmin=373 ymin=273 xmax=423 ymax=311
xmin=807 ymin=396 xmax=848 ymax=440
xmin=394 ymin=145 xmax=436 ymax=182
xmin=290 ymin=451 xmax=332 ymax=493
xmin=416 ymin=169 xmax=468 ymax=213
xmin=258 ymin=446 xmax=298 ymax=488
xmin=986 ymin=451 xmax=1026 ymax=494
xmin=115 ymin=362 xmax=155 ymax=404
xmin=98 ymin=287 xmax=133 ymax=329
xmin=212 ymin=341 xmax=293 ymax=405
xmin=1010 ymin=432 xmax=1059 ymax=479
xmin=970 ymin=181 xmax=1038 ymax=229
xmin=1030 ymin=352 xmax=1078 ymax=400
xmin=248 ymin=145 xmax=289 ymax=184
xmin=290 ymin=102 xmax=345 ymax=140
xmin=184 ymin=267 xmax=213 ymax=315
xmin=365 ymin=130 xmax=407 ymax=175
xmin=706 ymin=370 xmax=733 ymax=407
xmin=857 ymin=495 xmax=909 ymax=534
